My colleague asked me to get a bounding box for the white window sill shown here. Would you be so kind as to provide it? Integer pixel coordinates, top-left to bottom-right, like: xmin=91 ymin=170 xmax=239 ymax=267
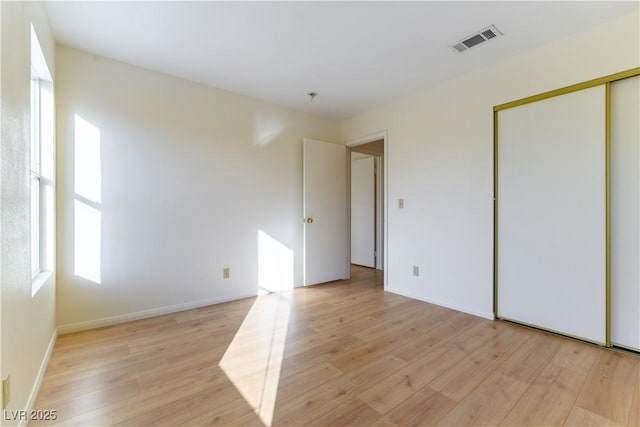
xmin=32 ymin=270 xmax=53 ymax=297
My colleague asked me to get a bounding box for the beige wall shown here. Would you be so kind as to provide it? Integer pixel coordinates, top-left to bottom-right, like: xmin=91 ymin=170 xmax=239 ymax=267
xmin=340 ymin=11 xmax=640 ymax=319
xmin=0 ymin=2 xmax=57 ymax=424
xmin=55 ymin=46 xmax=340 ymax=332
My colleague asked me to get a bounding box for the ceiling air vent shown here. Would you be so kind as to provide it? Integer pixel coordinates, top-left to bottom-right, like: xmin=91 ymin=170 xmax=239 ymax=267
xmin=450 ymin=25 xmax=503 ymax=53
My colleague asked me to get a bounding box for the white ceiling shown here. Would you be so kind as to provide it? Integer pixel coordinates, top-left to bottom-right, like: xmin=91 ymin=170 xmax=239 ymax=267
xmin=46 ymin=1 xmax=638 ymax=119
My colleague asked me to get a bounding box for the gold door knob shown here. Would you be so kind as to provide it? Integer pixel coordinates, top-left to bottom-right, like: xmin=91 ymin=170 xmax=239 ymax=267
xmin=306 ymin=218 xmax=314 ymax=223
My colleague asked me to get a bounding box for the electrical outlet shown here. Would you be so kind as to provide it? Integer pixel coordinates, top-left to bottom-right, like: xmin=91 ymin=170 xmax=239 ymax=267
xmin=223 ymin=268 xmax=230 ymax=279
xmin=2 ymin=375 xmax=10 ymax=409
xmin=413 ymin=266 xmax=419 ymax=276
xmin=398 ymin=199 xmax=404 ymax=209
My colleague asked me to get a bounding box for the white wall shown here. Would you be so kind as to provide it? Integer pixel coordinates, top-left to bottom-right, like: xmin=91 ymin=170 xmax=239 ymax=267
xmin=55 ymin=46 xmax=340 ymax=332
xmin=0 ymin=2 xmax=57 ymax=424
xmin=340 ymin=11 xmax=640 ymax=319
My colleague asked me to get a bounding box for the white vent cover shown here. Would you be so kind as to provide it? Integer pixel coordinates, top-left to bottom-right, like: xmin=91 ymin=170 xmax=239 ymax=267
xmin=450 ymin=25 xmax=503 ymax=53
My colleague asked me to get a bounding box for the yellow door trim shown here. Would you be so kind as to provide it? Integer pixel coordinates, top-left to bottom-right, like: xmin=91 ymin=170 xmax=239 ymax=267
xmin=494 ymin=67 xmax=640 ymax=112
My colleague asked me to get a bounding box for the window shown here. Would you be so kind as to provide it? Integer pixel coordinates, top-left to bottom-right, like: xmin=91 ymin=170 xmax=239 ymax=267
xmin=30 ymin=71 xmax=41 ymax=277
xmin=31 ymin=25 xmax=54 ymax=295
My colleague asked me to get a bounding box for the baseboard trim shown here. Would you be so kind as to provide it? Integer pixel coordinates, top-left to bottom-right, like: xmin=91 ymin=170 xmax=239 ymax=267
xmin=19 ymin=329 xmax=57 ymax=427
xmin=57 ymin=292 xmax=258 ymax=335
xmin=386 ymin=288 xmax=495 ymax=320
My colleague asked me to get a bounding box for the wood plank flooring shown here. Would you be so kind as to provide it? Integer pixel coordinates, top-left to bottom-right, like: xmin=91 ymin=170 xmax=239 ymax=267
xmin=32 ymin=266 xmax=640 ymax=426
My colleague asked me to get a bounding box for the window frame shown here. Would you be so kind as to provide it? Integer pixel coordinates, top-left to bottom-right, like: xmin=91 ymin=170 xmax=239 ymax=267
xmin=30 ymin=23 xmax=55 ymax=295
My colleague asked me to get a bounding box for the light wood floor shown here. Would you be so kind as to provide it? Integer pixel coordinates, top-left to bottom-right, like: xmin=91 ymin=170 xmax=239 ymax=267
xmin=33 ymin=266 xmax=639 ymax=426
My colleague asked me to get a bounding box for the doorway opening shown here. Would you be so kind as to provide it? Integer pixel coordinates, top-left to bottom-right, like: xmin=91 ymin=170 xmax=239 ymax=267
xmin=348 ymin=132 xmax=387 ymax=289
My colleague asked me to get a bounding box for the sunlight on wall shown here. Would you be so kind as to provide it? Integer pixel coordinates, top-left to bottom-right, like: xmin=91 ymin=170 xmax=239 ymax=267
xmin=74 ymin=200 xmax=102 ymax=283
xmin=73 ymin=114 xmax=102 ymax=283
xmin=74 ymin=115 xmax=102 ymax=203
xmin=219 ymin=293 xmax=291 ymax=426
xmin=258 ymin=230 xmax=294 ymax=293
xmin=253 ymin=113 xmax=285 ymax=146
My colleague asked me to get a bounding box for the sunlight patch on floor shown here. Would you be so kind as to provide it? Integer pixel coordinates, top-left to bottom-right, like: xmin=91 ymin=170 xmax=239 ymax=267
xmin=219 ymin=292 xmax=292 ymax=426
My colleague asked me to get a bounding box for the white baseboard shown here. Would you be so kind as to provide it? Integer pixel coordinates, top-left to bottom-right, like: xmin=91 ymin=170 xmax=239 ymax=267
xmin=386 ymin=287 xmax=495 ymax=321
xmin=57 ymin=292 xmax=258 ymax=335
xmin=19 ymin=329 xmax=57 ymax=427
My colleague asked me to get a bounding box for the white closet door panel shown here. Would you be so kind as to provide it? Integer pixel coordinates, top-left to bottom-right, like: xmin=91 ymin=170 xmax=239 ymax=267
xmin=498 ymin=85 xmax=606 ymax=343
xmin=351 ymin=155 xmax=375 ymax=268
xmin=611 ymin=75 xmax=640 ymax=350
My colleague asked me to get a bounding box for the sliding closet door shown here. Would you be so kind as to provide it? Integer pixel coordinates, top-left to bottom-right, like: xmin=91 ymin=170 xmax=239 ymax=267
xmin=497 ymin=85 xmax=606 ymax=344
xmin=611 ymin=75 xmax=640 ymax=351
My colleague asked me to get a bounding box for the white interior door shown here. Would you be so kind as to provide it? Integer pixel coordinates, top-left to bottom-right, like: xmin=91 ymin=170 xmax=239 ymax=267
xmin=497 ymin=85 xmax=607 ymax=344
xmin=303 ymin=139 xmax=348 ymax=285
xmin=611 ymin=75 xmax=640 ymax=351
xmin=351 ymin=154 xmax=375 ymax=268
